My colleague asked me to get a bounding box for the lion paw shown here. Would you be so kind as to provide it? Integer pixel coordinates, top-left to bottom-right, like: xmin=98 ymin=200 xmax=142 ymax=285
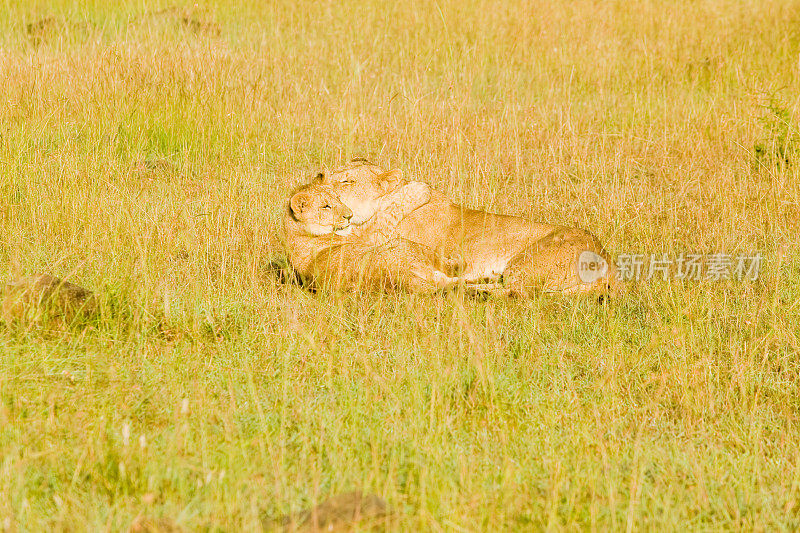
xmin=401 ymin=181 xmax=432 ymax=208
xmin=438 ymin=253 xmax=466 ymax=277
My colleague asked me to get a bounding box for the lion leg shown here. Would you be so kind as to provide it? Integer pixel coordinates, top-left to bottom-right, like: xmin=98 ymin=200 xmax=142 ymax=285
xmin=366 ymin=240 xmax=500 ymax=295
xmin=307 ymin=240 xmax=462 ymax=294
xmin=359 ymin=181 xmax=433 ymax=246
xmin=500 ymin=227 xmax=616 ymax=297
xmin=400 ymin=267 xmax=458 ymax=293
xmin=434 ymin=247 xmax=466 ymax=278
xmin=382 ymin=240 xmax=463 ymax=293
xmin=398 ymin=244 xmax=508 ymax=295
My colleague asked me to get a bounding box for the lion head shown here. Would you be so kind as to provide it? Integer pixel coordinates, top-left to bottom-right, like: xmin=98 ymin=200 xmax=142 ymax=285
xmin=287 ymin=183 xmax=354 ymax=236
xmin=314 ymin=160 xmax=405 ymax=224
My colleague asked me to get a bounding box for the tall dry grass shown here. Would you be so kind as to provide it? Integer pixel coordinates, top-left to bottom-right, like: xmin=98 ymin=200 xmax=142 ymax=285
xmin=1 ymin=0 xmax=799 ymax=530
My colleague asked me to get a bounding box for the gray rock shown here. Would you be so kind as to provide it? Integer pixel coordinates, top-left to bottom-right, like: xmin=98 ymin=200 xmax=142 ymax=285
xmin=276 ymin=491 xmax=389 ymax=532
xmin=1 ymin=273 xmax=97 ymax=325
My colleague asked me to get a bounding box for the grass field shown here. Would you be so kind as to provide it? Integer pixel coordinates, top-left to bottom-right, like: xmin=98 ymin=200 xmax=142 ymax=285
xmin=1 ymin=0 xmax=800 ymax=530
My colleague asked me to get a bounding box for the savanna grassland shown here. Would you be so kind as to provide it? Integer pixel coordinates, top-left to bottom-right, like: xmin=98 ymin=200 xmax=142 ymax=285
xmin=1 ymin=0 xmax=800 ymax=530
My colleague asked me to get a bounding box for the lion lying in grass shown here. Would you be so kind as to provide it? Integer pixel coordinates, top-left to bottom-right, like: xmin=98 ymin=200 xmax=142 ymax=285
xmin=315 ymin=160 xmax=617 ymax=296
xmin=282 ymin=170 xmax=479 ymax=294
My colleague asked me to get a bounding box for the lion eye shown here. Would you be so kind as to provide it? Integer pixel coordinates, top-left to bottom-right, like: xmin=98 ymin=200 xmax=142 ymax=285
xmin=322 ymin=204 xmax=332 ymax=209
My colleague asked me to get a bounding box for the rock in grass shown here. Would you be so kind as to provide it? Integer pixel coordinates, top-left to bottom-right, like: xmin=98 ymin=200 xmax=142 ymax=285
xmin=128 ymin=516 xmax=183 ymax=533
xmin=25 ymin=16 xmax=93 ymax=46
xmin=277 ymin=491 xmax=389 ymax=532
xmin=1 ymin=273 xmax=97 ymax=325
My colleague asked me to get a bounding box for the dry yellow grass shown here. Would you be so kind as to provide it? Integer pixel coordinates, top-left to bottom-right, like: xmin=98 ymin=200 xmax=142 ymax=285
xmin=1 ymin=0 xmax=799 ymax=530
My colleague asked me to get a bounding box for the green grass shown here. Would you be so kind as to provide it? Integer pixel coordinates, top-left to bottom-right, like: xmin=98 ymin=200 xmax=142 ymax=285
xmin=1 ymin=0 xmax=800 ymax=530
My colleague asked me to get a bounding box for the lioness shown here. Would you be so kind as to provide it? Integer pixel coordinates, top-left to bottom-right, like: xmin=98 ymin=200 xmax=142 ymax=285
xmin=316 ymin=160 xmax=617 ymax=296
xmin=282 ymin=171 xmax=474 ymax=294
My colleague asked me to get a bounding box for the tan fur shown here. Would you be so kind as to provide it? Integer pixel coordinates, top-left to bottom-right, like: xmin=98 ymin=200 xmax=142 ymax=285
xmin=282 ymin=175 xmax=475 ymax=293
xmin=320 ymin=160 xmax=617 ymax=296
xmin=282 ymin=182 xmax=356 ymax=276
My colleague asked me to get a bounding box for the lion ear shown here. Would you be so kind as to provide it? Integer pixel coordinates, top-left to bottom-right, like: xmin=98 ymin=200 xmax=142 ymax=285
xmin=377 ymin=169 xmax=404 ymax=192
xmin=289 ymin=191 xmax=311 ymax=215
xmin=313 ymin=171 xmax=330 ymax=184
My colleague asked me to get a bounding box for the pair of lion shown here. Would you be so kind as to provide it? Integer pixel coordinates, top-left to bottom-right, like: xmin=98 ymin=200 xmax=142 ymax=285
xmin=282 ymin=160 xmax=616 ymax=297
